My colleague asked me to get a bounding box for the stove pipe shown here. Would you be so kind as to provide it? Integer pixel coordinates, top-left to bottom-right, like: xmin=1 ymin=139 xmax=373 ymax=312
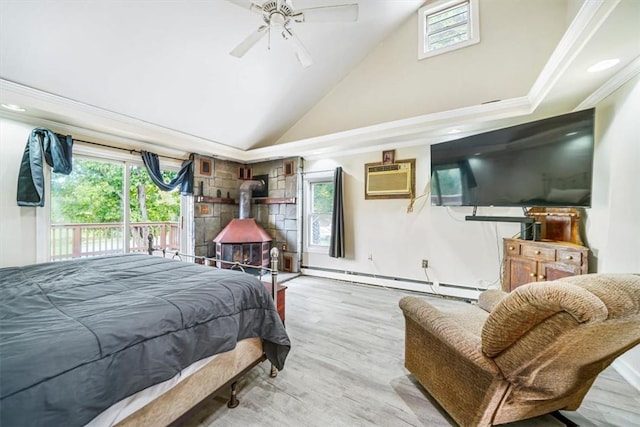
xmin=239 ymin=179 xmax=265 ymax=219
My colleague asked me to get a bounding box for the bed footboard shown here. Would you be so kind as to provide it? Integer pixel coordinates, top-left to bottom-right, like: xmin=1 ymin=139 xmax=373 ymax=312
xmin=116 ymin=338 xmax=265 ymax=427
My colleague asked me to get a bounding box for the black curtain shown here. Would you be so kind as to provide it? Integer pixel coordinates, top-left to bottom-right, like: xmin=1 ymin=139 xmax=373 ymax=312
xmin=329 ymin=167 xmax=345 ymax=258
xmin=17 ymin=128 xmax=73 ymax=207
xmin=141 ymin=151 xmax=194 ymax=195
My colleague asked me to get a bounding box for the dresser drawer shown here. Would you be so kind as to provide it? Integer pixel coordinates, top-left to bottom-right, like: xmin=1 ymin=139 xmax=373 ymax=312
xmin=503 ymin=237 xmax=589 ymax=292
xmin=521 ymin=245 xmax=555 ymax=261
xmin=557 ymin=249 xmax=583 ymax=266
xmin=504 ymin=241 xmax=521 ymax=256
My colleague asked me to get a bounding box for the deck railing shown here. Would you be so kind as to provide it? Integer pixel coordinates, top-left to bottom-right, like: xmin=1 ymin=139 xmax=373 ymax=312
xmin=51 ymin=222 xmax=180 ymax=260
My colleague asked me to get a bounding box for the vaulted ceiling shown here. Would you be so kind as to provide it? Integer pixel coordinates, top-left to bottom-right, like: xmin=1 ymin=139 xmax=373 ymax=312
xmin=1 ymin=0 xmax=639 ymax=162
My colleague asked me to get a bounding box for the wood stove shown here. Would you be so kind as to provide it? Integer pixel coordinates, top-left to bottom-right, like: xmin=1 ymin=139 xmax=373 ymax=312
xmin=213 ymin=180 xmax=272 ymax=269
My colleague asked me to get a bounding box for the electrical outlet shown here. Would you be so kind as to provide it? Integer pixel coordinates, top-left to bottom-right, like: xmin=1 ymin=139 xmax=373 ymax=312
xmin=421 ymin=259 xmax=429 ymax=269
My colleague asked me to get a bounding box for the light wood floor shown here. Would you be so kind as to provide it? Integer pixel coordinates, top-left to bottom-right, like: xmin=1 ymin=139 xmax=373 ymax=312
xmin=182 ymin=276 xmax=640 ymax=427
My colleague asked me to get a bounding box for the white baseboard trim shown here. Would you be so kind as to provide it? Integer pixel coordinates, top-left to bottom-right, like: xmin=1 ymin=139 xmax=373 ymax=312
xmin=612 ymin=358 xmax=640 ymax=393
xmin=300 ymin=268 xmax=480 ymax=301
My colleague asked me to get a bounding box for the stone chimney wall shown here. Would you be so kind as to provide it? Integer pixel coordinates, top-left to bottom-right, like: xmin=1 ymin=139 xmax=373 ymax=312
xmin=250 ymin=158 xmax=299 ymax=272
xmin=192 ymin=155 xmax=300 ymax=272
xmin=193 ymin=156 xmax=240 ymax=257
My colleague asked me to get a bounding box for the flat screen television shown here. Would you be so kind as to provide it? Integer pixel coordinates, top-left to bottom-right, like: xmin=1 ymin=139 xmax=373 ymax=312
xmin=430 ymin=108 xmax=595 ymax=207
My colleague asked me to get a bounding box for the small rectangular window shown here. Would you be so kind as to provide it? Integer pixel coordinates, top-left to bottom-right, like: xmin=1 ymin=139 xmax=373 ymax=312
xmin=304 ymin=176 xmax=334 ymax=251
xmin=419 ymin=0 xmax=479 ymax=60
xmin=426 ymin=2 xmax=469 ymax=50
xmin=309 ymin=181 xmax=334 ymax=247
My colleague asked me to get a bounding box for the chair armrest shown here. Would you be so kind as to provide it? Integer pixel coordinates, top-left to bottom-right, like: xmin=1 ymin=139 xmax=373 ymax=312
xmin=477 ymin=289 xmax=508 ymax=313
xmin=481 ymin=282 xmax=608 ymax=357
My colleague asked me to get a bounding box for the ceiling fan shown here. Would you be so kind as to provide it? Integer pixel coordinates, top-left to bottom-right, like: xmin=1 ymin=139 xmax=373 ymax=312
xmin=226 ymin=0 xmax=359 ymax=68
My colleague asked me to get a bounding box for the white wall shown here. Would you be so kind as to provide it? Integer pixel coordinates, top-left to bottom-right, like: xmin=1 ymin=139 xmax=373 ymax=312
xmin=587 ymin=75 xmax=640 ymax=272
xmin=303 ymin=147 xmax=523 ymax=299
xmin=0 ymin=118 xmax=39 ymax=267
xmin=588 ymin=74 xmax=640 ymax=389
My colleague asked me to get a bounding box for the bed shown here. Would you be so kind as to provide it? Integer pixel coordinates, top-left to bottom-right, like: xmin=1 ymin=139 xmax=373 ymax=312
xmin=0 ymin=253 xmax=290 ymax=426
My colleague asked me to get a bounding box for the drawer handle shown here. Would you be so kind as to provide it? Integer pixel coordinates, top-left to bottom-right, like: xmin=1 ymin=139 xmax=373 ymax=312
xmin=538 ymin=275 xmax=545 ymax=280
xmin=566 ymin=255 xmax=574 ymax=260
xmin=529 ymin=273 xmax=536 ymax=277
xmin=534 ymin=250 xmax=541 ymax=255
xmin=508 ymin=246 xmax=515 ymax=250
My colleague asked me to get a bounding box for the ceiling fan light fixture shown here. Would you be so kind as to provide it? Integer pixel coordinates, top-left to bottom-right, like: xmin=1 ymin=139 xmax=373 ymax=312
xmin=270 ymin=12 xmax=286 ymax=28
xmin=226 ymin=0 xmax=359 ymax=67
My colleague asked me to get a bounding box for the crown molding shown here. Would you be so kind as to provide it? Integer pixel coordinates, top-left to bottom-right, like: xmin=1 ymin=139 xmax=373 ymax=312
xmin=243 ymin=96 xmax=532 ymax=162
xmin=0 ymin=108 xmax=188 ymax=159
xmin=1 ymin=77 xmax=532 ymax=163
xmin=528 ymin=0 xmax=621 ymax=109
xmin=0 ymin=79 xmax=248 ymax=161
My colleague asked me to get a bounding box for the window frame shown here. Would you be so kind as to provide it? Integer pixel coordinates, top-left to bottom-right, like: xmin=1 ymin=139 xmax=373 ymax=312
xmin=303 ymin=173 xmax=334 ymax=254
xmin=418 ymin=0 xmax=480 ymax=60
xmin=37 ymin=143 xmax=191 ymax=262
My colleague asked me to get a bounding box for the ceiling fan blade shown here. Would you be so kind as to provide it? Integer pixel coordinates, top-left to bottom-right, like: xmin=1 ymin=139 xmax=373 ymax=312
xmin=283 ymin=27 xmax=313 ymax=68
xmin=230 ymin=26 xmax=269 ymax=58
xmin=293 ymin=4 xmax=359 ymax=23
xmin=225 ymin=0 xmax=262 ymax=14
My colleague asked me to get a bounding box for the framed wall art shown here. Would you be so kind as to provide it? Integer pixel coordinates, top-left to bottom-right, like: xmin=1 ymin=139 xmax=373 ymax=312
xmin=284 ymin=160 xmax=295 ymax=176
xmin=200 ymin=159 xmax=212 ymax=176
xmin=382 ymin=150 xmax=395 ymax=165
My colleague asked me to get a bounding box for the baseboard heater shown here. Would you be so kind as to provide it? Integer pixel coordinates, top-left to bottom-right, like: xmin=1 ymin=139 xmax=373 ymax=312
xmin=300 ymin=265 xmax=485 ymax=292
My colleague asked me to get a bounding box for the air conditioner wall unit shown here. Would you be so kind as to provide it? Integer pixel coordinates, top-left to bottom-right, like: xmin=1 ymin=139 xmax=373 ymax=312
xmin=364 ymin=159 xmax=416 ymax=200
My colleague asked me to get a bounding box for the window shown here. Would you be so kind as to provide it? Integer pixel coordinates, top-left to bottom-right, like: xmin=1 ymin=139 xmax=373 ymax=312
xmin=418 ymin=0 xmax=479 ymax=59
xmin=50 ymin=158 xmax=125 ymax=259
xmin=305 ymin=178 xmax=334 ymax=251
xmin=48 ymin=155 xmax=184 ymax=261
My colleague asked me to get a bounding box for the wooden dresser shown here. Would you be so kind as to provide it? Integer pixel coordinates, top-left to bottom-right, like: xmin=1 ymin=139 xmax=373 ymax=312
xmin=502 ymin=238 xmax=588 ymax=292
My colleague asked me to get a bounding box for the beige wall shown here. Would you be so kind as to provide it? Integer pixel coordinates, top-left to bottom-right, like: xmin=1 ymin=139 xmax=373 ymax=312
xmin=278 ymin=0 xmax=568 ymax=144
xmin=0 ymin=118 xmax=39 ymax=267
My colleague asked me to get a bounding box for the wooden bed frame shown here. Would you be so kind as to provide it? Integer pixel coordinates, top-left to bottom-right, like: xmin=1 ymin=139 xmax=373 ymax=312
xmin=116 ymin=338 xmax=266 ymax=426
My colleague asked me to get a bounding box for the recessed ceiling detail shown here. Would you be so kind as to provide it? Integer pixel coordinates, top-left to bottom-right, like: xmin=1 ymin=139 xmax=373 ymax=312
xmin=587 ymin=58 xmax=620 ymax=73
xmin=1 ymin=103 xmax=26 ymax=112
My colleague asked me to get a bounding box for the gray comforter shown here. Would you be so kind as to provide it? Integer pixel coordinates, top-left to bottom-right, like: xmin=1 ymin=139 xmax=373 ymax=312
xmin=0 ymin=254 xmax=290 ymax=426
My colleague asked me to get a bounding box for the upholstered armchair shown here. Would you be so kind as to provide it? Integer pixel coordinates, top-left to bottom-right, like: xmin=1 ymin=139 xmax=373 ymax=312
xmin=399 ymin=274 xmax=640 ymax=427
